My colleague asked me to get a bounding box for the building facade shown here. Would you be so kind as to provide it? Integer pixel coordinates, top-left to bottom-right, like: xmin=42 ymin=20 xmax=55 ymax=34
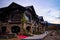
xmin=0 ymin=2 xmax=47 ymax=35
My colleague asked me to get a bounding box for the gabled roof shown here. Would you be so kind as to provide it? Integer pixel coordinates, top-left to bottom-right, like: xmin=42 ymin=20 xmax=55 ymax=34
xmin=8 ymin=2 xmax=26 ymax=11
xmin=0 ymin=2 xmax=26 ymax=13
xmin=25 ymin=6 xmax=38 ymax=21
xmin=8 ymin=2 xmax=25 ymax=9
xmin=26 ymin=6 xmax=37 ymax=17
xmin=0 ymin=2 xmax=37 ymax=16
xmin=8 ymin=2 xmax=21 ymax=7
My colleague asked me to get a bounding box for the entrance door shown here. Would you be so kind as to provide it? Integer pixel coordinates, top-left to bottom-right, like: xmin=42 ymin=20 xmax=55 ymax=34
xmin=1 ymin=26 xmax=6 ymax=34
xmin=11 ymin=26 xmax=20 ymax=34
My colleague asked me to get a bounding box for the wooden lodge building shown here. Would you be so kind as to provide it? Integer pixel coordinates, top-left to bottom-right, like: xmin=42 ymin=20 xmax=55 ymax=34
xmin=0 ymin=2 xmax=47 ymax=35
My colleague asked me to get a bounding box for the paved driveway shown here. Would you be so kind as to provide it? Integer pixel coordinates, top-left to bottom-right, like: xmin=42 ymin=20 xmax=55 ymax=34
xmin=21 ymin=31 xmax=52 ymax=40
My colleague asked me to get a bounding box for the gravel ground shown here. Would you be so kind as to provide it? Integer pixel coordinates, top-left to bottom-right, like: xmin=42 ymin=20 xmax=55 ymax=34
xmin=44 ymin=30 xmax=60 ymax=40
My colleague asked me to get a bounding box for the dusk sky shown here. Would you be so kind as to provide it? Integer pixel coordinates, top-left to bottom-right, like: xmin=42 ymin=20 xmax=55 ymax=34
xmin=0 ymin=0 xmax=60 ymax=24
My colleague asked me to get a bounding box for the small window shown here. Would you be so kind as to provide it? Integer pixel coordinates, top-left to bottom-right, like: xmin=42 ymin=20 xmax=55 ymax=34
xmin=1 ymin=26 xmax=6 ymax=33
xmin=11 ymin=26 xmax=20 ymax=34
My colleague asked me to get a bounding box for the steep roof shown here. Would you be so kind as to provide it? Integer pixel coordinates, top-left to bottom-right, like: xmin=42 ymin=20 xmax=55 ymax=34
xmin=25 ymin=6 xmax=38 ymax=21
xmin=8 ymin=2 xmax=26 ymax=12
xmin=0 ymin=2 xmax=37 ymax=16
xmin=26 ymin=6 xmax=37 ymax=17
xmin=8 ymin=2 xmax=26 ymax=11
xmin=0 ymin=2 xmax=26 ymax=13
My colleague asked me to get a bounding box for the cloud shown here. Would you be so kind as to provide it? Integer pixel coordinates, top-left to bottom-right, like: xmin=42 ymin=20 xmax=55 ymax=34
xmin=49 ymin=9 xmax=60 ymax=18
xmin=46 ymin=17 xmax=60 ymax=24
xmin=44 ymin=9 xmax=60 ymax=24
xmin=57 ymin=17 xmax=60 ymax=19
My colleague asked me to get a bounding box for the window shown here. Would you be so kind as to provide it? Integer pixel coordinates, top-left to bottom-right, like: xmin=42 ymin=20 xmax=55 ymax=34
xmin=11 ymin=26 xmax=20 ymax=34
xmin=1 ymin=26 xmax=6 ymax=33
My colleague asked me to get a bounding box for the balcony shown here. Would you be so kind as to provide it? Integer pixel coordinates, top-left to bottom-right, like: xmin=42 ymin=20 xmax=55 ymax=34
xmin=8 ymin=20 xmax=21 ymax=24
